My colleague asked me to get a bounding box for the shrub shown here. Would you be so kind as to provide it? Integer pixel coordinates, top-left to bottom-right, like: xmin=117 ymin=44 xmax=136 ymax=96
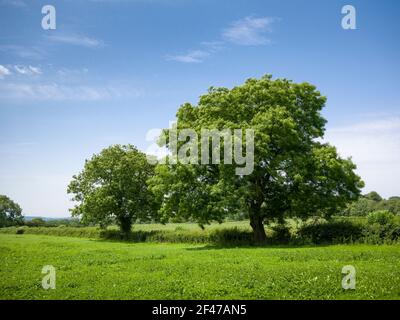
xmin=297 ymin=220 xmax=363 ymax=244
xmin=3 ymin=218 xmax=399 ymax=245
xmin=209 ymin=228 xmax=253 ymax=245
xmin=270 ymin=224 xmax=291 ymax=243
xmin=367 ymin=210 xmax=395 ymax=225
xmin=361 ymin=223 xmax=400 ymax=244
xmin=362 ymin=211 xmax=400 ymax=244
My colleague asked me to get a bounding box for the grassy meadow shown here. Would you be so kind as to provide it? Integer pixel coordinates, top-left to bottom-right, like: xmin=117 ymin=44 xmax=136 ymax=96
xmin=1 ymin=232 xmax=400 ymax=300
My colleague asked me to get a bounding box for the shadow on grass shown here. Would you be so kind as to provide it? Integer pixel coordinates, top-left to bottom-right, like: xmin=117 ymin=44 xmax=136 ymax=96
xmin=98 ymin=229 xmax=161 ymax=242
xmin=184 ymin=243 xmax=331 ymax=251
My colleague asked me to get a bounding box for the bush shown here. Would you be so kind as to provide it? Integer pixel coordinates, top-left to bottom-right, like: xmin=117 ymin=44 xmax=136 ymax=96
xmin=362 ymin=223 xmax=400 ymax=244
xmin=342 ymin=193 xmax=400 ymax=216
xmin=270 ymin=224 xmax=291 ymax=243
xmin=362 ymin=210 xmax=400 ymax=244
xmin=2 ymin=218 xmax=399 ymax=245
xmin=297 ymin=220 xmax=363 ymax=244
xmin=367 ymin=210 xmax=395 ymax=225
xmin=209 ymin=228 xmax=253 ymax=245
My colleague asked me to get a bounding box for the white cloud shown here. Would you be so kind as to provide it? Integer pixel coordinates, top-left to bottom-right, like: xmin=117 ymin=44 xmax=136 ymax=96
xmin=328 ymin=119 xmax=400 ymax=134
xmin=57 ymin=67 xmax=89 ymax=78
xmin=166 ymin=16 xmax=277 ymax=63
xmin=46 ymin=34 xmax=103 ymax=48
xmin=222 ymin=16 xmax=276 ymax=46
xmin=0 ymin=45 xmax=45 ymax=59
xmin=325 ymin=117 xmax=400 ymax=198
xmin=0 ymin=82 xmax=142 ymax=101
xmin=0 ymin=65 xmax=11 ymax=79
xmin=200 ymin=41 xmax=225 ymax=53
xmin=14 ymin=65 xmax=42 ymax=75
xmin=166 ymin=50 xmax=210 ymax=63
xmin=0 ymin=0 xmax=26 ymax=7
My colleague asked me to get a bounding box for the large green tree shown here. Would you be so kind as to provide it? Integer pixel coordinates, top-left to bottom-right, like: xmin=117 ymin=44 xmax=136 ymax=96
xmin=67 ymin=145 xmax=157 ymax=234
xmin=149 ymin=75 xmax=364 ymax=241
xmin=0 ymin=195 xmax=23 ymax=227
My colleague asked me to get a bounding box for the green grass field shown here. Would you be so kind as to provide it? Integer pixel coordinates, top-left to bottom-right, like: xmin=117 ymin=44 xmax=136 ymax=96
xmin=1 ymin=233 xmax=400 ymax=300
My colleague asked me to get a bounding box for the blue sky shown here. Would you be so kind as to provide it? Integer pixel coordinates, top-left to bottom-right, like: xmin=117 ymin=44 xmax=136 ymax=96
xmin=0 ymin=0 xmax=399 ymax=217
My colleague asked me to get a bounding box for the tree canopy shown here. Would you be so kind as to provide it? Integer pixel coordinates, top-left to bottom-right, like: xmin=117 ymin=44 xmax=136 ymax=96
xmin=0 ymin=195 xmax=23 ymax=227
xmin=343 ymin=191 xmax=400 ymax=216
xmin=149 ymin=75 xmax=364 ymax=241
xmin=364 ymin=191 xmax=383 ymax=202
xmin=67 ymin=144 xmax=157 ymax=234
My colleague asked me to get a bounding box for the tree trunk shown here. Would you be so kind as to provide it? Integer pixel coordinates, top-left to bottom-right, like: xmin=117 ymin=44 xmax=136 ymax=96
xmin=250 ymin=212 xmax=267 ymax=243
xmin=118 ymin=215 xmax=132 ymax=238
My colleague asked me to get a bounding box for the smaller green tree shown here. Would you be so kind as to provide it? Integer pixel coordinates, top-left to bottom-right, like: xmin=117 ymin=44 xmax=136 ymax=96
xmin=381 ymin=197 xmax=400 ymax=215
xmin=342 ymin=197 xmax=377 ymax=216
xmin=67 ymin=145 xmax=158 ymax=235
xmin=364 ymin=191 xmax=383 ymax=202
xmin=0 ymin=195 xmax=23 ymax=227
xmin=343 ymin=192 xmax=400 ymax=216
xmin=26 ymin=217 xmax=46 ymax=227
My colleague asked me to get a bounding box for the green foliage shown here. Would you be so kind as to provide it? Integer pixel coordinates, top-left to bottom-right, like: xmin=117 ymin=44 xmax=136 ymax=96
xmin=343 ymin=191 xmax=400 ymax=216
xmin=150 ymin=75 xmax=364 ymax=241
xmin=2 ymin=218 xmax=399 ymax=245
xmin=364 ymin=191 xmax=383 ymax=202
xmin=99 ymin=227 xmax=253 ymax=245
xmin=25 ymin=218 xmax=46 ymax=227
xmin=361 ymin=210 xmax=400 ymax=244
xmin=270 ymin=224 xmax=292 ymax=243
xmin=362 ymin=223 xmax=400 ymax=244
xmin=23 ymin=217 xmax=85 ymax=228
xmin=44 ymin=218 xmax=84 ymax=227
xmin=343 ymin=197 xmax=378 ymax=216
xmin=67 ymin=145 xmax=158 ymax=234
xmin=381 ymin=197 xmax=400 ymax=215
xmin=367 ymin=210 xmax=395 ymax=225
xmin=296 ymin=220 xmax=363 ymax=244
xmin=1 ymin=226 xmax=101 ymax=238
xmin=1 ymin=234 xmax=400 ymax=299
xmin=0 ymin=195 xmax=23 ymax=227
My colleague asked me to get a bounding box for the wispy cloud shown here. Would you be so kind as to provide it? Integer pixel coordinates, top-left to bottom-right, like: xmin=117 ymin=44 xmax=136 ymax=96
xmin=328 ymin=119 xmax=400 ymax=134
xmin=325 ymin=116 xmax=400 ymax=197
xmin=166 ymin=16 xmax=277 ymax=63
xmin=166 ymin=50 xmax=210 ymax=63
xmin=14 ymin=65 xmax=42 ymax=75
xmin=0 ymin=82 xmax=142 ymax=101
xmin=57 ymin=67 xmax=89 ymax=78
xmin=200 ymin=41 xmax=225 ymax=53
xmin=222 ymin=16 xmax=276 ymax=46
xmin=0 ymin=65 xmax=11 ymax=79
xmin=0 ymin=45 xmax=45 ymax=59
xmin=46 ymin=34 xmax=104 ymax=48
xmin=0 ymin=0 xmax=26 ymax=7
xmin=88 ymin=0 xmax=180 ymax=3
xmin=0 ymin=64 xmax=42 ymax=78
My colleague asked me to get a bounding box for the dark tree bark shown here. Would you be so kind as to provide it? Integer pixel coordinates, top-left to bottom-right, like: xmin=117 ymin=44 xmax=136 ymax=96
xmin=118 ymin=215 xmax=132 ymax=237
xmin=249 ymin=202 xmax=267 ymax=242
